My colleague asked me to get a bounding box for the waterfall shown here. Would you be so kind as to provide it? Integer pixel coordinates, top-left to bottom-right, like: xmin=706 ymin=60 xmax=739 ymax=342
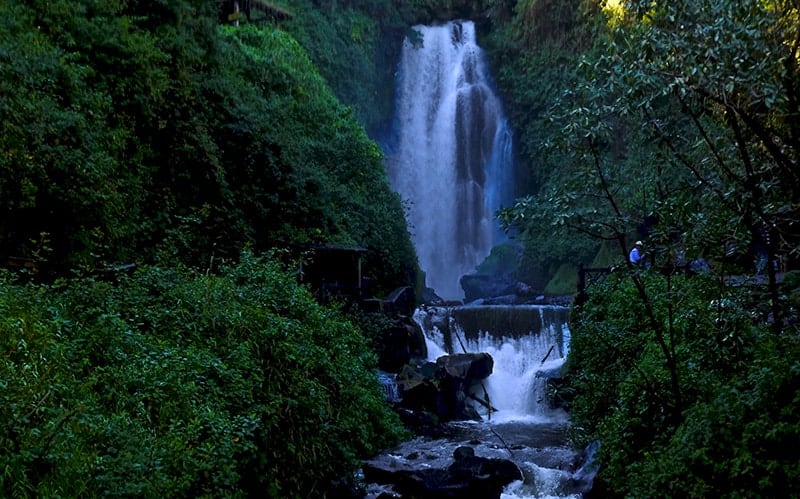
xmin=414 ymin=304 xmax=571 ymax=422
xmin=387 ymin=21 xmax=515 ymax=301
xmin=377 ymin=371 xmax=402 ymax=403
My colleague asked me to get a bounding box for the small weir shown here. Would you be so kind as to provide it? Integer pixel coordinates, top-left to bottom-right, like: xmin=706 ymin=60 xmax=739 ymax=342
xmin=366 ymin=304 xmax=596 ymax=498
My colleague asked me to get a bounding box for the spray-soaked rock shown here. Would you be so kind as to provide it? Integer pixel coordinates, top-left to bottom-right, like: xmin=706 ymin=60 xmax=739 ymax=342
xmin=395 ymin=353 xmax=493 ymax=422
xmin=362 ymin=444 xmax=522 ymax=499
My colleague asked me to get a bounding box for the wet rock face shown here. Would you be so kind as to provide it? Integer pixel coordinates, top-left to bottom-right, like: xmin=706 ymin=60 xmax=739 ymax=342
xmin=460 ymin=273 xmax=518 ymax=302
xmin=378 ymin=316 xmax=428 ymax=373
xmin=362 ymin=445 xmax=522 ymax=499
xmin=436 ymin=352 xmax=493 ymax=380
xmin=395 ymin=353 xmax=494 ymax=423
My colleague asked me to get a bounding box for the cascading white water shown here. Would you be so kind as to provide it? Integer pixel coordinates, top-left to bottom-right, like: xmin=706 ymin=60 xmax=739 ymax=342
xmin=471 ymin=332 xmax=567 ymax=421
xmin=411 ymin=304 xmax=585 ymax=498
xmin=415 ymin=305 xmax=570 ymax=423
xmin=387 ymin=21 xmax=515 ymax=301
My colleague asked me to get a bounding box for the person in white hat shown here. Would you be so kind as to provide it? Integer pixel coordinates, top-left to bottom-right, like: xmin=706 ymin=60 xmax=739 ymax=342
xmin=629 ymin=241 xmax=644 ymax=265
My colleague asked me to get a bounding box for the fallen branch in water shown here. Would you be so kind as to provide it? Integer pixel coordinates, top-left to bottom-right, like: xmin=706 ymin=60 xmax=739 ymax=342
xmin=541 ymin=345 xmax=555 ymax=365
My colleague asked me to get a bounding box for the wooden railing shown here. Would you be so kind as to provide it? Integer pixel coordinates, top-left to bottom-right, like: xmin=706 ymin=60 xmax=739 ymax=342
xmin=575 ymin=262 xmax=695 ymax=306
xmin=575 ymin=264 xmax=612 ymax=307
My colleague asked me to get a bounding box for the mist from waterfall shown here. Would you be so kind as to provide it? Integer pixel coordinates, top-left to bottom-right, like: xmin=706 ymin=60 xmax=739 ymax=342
xmin=387 ymin=21 xmax=515 ymax=301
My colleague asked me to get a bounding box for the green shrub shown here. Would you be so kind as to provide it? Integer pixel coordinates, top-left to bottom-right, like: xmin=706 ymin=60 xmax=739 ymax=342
xmin=566 ymin=270 xmax=800 ymax=496
xmin=0 ymin=253 xmax=406 ymax=498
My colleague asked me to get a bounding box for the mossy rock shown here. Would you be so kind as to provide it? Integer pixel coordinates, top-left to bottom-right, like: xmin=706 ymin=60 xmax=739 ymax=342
xmin=544 ymin=263 xmax=578 ymax=295
xmin=475 ymin=242 xmax=522 ymax=277
xmin=592 ymin=241 xmax=623 ymax=268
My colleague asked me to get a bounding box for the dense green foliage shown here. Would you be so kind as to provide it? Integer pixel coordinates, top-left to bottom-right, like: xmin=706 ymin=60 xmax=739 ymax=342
xmin=0 ymin=253 xmax=406 ymax=497
xmin=568 ymin=270 xmax=800 ymax=496
xmin=277 ymin=0 xmax=407 ymax=136
xmin=466 ymin=0 xmax=800 ymax=494
xmin=1 ymin=0 xmax=421 ymax=496
xmin=487 ymin=0 xmax=800 ymax=495
xmin=495 ymin=0 xmax=800 ymax=289
xmin=0 ymin=0 xmax=418 ymax=295
xmin=267 ymin=0 xmax=482 ymax=137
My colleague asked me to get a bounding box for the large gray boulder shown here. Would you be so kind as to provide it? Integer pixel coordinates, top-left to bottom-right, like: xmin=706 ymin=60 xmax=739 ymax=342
xmin=460 ymin=273 xmax=517 ymax=302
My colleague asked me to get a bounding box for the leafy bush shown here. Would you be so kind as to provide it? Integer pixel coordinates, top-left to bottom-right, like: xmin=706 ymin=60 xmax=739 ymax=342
xmin=566 ymin=271 xmax=800 ymax=496
xmin=543 ymin=263 xmax=578 ymax=295
xmin=0 ymin=253 xmax=406 ymax=497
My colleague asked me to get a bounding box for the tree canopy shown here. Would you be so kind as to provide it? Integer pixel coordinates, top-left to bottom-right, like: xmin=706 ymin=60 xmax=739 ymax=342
xmin=0 ymin=254 xmax=407 ymax=497
xmin=496 ymin=0 xmax=799 ymax=287
xmin=491 ymin=0 xmax=800 ymax=495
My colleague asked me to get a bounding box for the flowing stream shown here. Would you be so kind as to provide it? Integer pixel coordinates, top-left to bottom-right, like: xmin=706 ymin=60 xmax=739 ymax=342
xmin=423 ymin=304 xmax=589 ymax=498
xmin=366 ymin=305 xmax=595 ymax=498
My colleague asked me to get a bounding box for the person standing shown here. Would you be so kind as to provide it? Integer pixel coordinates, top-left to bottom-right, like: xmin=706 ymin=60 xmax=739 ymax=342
xmin=629 ymin=241 xmax=644 ymax=265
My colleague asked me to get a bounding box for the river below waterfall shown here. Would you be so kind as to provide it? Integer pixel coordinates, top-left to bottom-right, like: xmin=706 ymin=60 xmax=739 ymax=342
xmin=364 ymin=304 xmax=596 ymax=498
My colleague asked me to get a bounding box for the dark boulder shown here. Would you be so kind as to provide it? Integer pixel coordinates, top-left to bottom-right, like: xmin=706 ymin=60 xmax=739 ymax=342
xmin=460 ymin=273 xmax=517 ymax=302
xmin=436 ymin=352 xmax=493 ymax=380
xmin=362 ymin=445 xmax=522 ymax=499
xmin=396 ymin=353 xmax=494 ymax=422
xmin=377 ymin=315 xmax=428 ymax=373
xmin=378 ymin=317 xmax=427 ymax=372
